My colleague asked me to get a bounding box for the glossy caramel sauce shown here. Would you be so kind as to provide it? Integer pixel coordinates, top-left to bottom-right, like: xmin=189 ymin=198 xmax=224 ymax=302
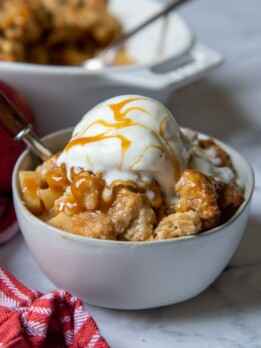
xmin=149 ymin=180 xmax=163 ymax=208
xmin=159 ymin=115 xmax=180 ymax=182
xmin=49 ymin=168 xmax=128 ymax=213
xmin=22 ymin=177 xmax=40 ymax=200
xmin=58 ymin=194 xmax=83 ymax=215
xmin=66 ymin=133 xmax=131 ymax=171
xmin=46 ymin=165 xmax=69 ymax=192
xmin=65 ymin=97 xmax=181 ymax=179
xmin=71 ymin=172 xmax=103 ymax=209
xmin=129 ymin=145 xmax=165 ymax=170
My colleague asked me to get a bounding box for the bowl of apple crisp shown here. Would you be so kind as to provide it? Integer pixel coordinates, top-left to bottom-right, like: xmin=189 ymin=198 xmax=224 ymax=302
xmin=12 ymin=95 xmax=254 ymax=309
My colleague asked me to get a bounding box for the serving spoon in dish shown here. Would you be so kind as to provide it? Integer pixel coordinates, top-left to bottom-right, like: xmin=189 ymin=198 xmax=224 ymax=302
xmin=82 ymin=0 xmax=192 ymax=70
xmin=0 ymin=93 xmax=52 ymax=161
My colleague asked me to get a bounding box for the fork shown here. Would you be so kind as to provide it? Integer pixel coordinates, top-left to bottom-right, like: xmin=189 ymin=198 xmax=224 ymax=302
xmin=82 ymin=0 xmax=192 ymax=70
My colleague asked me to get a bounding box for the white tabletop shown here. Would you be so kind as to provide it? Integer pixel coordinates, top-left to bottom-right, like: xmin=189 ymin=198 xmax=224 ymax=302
xmin=1 ymin=0 xmax=261 ymax=347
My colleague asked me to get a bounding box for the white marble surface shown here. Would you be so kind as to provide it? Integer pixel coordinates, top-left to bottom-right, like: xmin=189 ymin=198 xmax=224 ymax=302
xmin=1 ymin=0 xmax=261 ymax=347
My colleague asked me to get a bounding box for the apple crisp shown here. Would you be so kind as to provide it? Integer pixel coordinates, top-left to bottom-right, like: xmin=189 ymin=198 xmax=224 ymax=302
xmin=19 ymin=136 xmax=244 ymax=241
xmin=0 ymin=0 xmax=123 ymax=65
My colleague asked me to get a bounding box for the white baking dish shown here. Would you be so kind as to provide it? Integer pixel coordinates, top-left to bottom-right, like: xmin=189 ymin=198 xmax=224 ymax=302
xmin=0 ymin=0 xmax=222 ymax=135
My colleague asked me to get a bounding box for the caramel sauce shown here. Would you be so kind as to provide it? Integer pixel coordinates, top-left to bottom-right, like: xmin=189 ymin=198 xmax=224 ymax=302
xmin=62 ymin=196 xmax=83 ymax=215
xmin=70 ymin=168 xmax=92 ymax=181
xmin=107 ymin=179 xmax=140 ymax=191
xmin=65 ymin=133 xmax=131 ymax=170
xmin=148 ymin=180 xmax=163 ymax=208
xmin=71 ymin=172 xmax=104 ymax=210
xmin=129 ymin=145 xmax=165 ymax=170
xmin=65 ymin=98 xmax=148 ymax=151
xmin=69 ymin=171 xmax=127 ymax=212
xmin=65 ymin=98 xmax=181 ymax=174
xmin=109 ymin=97 xmax=150 ymax=123
xmin=159 ymin=115 xmax=181 ymax=182
xmin=22 ymin=177 xmax=40 ymax=199
xmin=99 ymin=185 xmax=123 ymax=212
xmin=159 ymin=116 xmax=167 ymax=138
xmin=65 ymin=98 xmax=149 ymax=168
xmin=108 ymin=177 xmax=162 ymax=209
xmin=46 ymin=165 xmax=69 ymax=192
xmin=73 ymin=97 xmax=148 ymax=139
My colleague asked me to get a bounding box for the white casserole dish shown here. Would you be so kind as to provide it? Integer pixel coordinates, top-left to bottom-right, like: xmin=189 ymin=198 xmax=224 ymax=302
xmin=0 ymin=0 xmax=222 ymax=135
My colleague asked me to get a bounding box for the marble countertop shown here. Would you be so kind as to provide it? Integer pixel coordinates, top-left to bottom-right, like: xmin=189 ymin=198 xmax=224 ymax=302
xmin=1 ymin=0 xmax=261 ymax=347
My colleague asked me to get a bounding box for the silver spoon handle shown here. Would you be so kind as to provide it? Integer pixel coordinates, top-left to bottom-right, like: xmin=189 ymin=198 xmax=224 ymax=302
xmin=101 ymin=0 xmax=192 ymax=58
xmin=0 ymin=92 xmax=52 ymax=161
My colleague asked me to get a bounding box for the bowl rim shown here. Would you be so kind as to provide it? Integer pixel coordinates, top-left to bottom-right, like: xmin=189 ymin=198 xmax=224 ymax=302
xmin=12 ymin=127 xmax=255 ymax=247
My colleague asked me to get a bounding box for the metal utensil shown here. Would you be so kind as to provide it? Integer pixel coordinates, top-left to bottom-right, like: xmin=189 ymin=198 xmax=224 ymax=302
xmin=0 ymin=92 xmax=52 ymax=161
xmin=83 ymin=0 xmax=192 ymax=70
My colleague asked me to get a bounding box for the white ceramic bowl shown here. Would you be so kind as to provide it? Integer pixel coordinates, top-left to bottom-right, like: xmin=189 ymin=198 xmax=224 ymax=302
xmin=12 ymin=128 xmax=254 ymax=309
xmin=0 ymin=0 xmax=222 ymax=136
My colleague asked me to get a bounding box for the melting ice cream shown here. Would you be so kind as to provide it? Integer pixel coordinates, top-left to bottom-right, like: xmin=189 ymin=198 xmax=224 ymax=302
xmin=57 ymin=95 xmax=190 ymax=202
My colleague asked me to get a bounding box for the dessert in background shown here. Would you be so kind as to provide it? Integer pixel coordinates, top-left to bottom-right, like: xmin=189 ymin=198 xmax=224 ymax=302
xmin=19 ymin=95 xmax=244 ymax=241
xmin=0 ymin=0 xmax=124 ymax=66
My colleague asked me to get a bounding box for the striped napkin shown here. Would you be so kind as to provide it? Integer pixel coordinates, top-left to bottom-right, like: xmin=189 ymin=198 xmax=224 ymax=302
xmin=0 ymin=267 xmax=109 ymax=347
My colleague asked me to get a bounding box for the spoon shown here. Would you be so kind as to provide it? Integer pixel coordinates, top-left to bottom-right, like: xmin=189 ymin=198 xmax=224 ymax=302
xmin=83 ymin=0 xmax=192 ymax=70
xmin=0 ymin=92 xmax=52 ymax=161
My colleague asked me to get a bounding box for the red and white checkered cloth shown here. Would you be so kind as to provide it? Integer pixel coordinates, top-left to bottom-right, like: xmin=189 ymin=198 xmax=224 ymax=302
xmin=0 ymin=267 xmax=109 ymax=348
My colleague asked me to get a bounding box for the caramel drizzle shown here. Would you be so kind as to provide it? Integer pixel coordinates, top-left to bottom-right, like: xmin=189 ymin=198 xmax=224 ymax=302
xmin=129 ymin=145 xmax=165 ymax=170
xmin=65 ymin=98 xmax=148 ymax=170
xmin=65 ymin=133 xmax=131 ymax=170
xmin=74 ymin=97 xmax=150 ymax=138
xmin=22 ymin=178 xmax=39 ymax=199
xmin=65 ymin=97 xmax=181 ymax=180
xmin=159 ymin=116 xmax=181 ymax=181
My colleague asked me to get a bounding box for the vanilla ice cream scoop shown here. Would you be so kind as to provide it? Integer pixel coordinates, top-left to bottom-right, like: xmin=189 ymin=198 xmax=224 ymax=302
xmin=57 ymin=95 xmax=190 ymax=202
